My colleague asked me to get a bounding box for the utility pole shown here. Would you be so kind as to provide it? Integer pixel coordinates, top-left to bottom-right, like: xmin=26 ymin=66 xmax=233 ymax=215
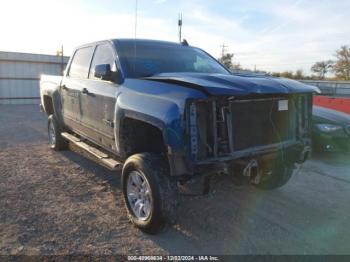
xmin=220 ymin=43 xmax=228 ymax=58
xmin=178 ymin=13 xmax=183 ymax=43
xmin=56 ymin=45 xmax=64 ymax=76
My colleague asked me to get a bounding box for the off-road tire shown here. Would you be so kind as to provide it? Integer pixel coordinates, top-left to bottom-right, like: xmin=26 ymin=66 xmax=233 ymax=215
xmin=48 ymin=115 xmax=68 ymax=151
xmin=122 ymin=153 xmax=178 ymax=234
xmin=255 ymin=162 xmax=295 ymax=190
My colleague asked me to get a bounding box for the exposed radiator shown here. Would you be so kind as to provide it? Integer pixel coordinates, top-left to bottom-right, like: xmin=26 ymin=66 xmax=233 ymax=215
xmin=230 ymin=98 xmax=295 ymax=150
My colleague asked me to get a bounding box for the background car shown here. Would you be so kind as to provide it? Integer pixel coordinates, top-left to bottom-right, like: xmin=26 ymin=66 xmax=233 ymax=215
xmin=312 ymin=105 xmax=350 ymax=152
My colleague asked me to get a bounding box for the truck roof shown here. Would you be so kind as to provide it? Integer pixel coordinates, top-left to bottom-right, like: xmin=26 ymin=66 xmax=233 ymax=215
xmin=74 ymin=39 xmax=185 ymax=50
xmin=112 ymin=38 xmax=185 ymax=47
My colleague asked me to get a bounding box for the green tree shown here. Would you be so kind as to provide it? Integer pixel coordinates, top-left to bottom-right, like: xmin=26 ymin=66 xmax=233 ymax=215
xmin=311 ymin=60 xmax=333 ymax=79
xmin=295 ymin=69 xmax=304 ymax=79
xmin=271 ymin=72 xmax=281 ymax=77
xmin=333 ymin=46 xmax=350 ymax=80
xmin=218 ymin=53 xmax=234 ymax=69
xmin=279 ymin=71 xmax=294 ymax=79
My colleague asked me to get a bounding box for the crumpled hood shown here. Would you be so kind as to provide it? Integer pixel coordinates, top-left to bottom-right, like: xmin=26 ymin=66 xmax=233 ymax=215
xmin=143 ymin=72 xmax=320 ymax=96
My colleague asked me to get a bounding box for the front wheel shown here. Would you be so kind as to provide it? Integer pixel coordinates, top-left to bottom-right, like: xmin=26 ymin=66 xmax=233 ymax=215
xmin=122 ymin=153 xmax=178 ymax=234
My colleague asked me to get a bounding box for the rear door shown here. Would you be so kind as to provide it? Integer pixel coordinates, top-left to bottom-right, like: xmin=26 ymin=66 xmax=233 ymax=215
xmin=61 ymin=46 xmax=94 ymax=131
xmin=79 ymin=43 xmax=119 ymax=151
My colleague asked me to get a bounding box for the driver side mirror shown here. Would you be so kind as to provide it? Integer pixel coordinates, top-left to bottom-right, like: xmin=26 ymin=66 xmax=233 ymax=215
xmin=94 ymin=64 xmax=112 ymax=81
xmin=94 ymin=64 xmax=123 ymax=84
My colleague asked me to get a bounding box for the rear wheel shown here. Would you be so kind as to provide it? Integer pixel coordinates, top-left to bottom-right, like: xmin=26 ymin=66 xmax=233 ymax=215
xmin=122 ymin=153 xmax=178 ymax=234
xmin=48 ymin=115 xmax=68 ymax=151
xmin=255 ymin=162 xmax=294 ymax=190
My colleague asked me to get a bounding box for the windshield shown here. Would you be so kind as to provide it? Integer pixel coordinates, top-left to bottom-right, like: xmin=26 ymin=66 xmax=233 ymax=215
xmin=116 ymin=41 xmax=230 ymax=78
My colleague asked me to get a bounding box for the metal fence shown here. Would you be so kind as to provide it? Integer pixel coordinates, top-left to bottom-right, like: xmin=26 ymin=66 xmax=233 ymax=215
xmin=0 ymin=51 xmax=69 ymax=104
xmin=299 ymin=80 xmax=350 ymax=97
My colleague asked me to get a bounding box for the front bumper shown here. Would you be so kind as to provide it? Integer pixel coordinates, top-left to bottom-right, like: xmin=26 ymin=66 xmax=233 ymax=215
xmin=169 ymin=139 xmax=311 ymax=176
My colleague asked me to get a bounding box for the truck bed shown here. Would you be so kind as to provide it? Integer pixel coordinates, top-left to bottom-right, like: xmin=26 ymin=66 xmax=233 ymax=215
xmin=40 ymin=75 xmax=62 ymax=93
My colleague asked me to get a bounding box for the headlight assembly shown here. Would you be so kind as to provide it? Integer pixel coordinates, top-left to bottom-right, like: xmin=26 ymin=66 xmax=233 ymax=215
xmin=316 ymin=124 xmax=343 ymax=133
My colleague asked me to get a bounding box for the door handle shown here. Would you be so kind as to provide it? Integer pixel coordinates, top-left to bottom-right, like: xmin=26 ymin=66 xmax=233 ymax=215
xmin=82 ymin=88 xmax=89 ymax=94
xmin=103 ymin=119 xmax=114 ymax=127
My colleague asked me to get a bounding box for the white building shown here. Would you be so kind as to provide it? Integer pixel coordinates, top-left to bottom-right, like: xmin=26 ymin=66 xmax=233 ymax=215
xmin=0 ymin=51 xmax=69 ymax=104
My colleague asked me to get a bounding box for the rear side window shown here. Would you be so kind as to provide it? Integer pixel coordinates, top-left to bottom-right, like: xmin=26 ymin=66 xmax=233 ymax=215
xmin=89 ymin=44 xmax=116 ymax=79
xmin=69 ymin=47 xmax=94 ymax=78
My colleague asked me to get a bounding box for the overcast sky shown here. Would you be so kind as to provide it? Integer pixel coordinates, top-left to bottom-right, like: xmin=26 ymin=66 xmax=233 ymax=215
xmin=1 ymin=0 xmax=349 ymax=73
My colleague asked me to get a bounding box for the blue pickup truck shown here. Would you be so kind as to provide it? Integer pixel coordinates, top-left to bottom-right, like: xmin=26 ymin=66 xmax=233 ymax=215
xmin=40 ymin=39 xmax=319 ymax=233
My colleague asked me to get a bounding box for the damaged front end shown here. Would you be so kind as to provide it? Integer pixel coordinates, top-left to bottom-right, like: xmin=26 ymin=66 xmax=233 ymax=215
xmin=184 ymin=93 xmax=312 ymax=183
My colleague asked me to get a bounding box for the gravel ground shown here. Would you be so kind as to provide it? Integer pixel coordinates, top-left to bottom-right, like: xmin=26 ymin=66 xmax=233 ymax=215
xmin=0 ymin=105 xmax=350 ymax=255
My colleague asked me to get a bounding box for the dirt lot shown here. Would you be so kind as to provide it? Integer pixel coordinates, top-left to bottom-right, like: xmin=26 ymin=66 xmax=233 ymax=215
xmin=1 ymin=105 xmax=350 ymax=255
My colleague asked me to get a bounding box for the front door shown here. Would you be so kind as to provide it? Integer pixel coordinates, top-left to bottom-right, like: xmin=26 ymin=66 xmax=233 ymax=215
xmin=79 ymin=43 xmax=119 ymax=151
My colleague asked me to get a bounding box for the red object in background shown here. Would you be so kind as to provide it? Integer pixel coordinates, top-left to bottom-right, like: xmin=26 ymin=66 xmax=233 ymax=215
xmin=313 ymin=96 xmax=350 ymax=115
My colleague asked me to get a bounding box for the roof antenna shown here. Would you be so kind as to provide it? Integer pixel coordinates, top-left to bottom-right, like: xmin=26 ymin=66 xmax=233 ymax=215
xmin=133 ymin=0 xmax=138 ymax=74
xmin=181 ymin=39 xmax=189 ymax=46
xmin=178 ymin=13 xmax=188 ymax=46
xmin=178 ymin=13 xmax=182 ymax=43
